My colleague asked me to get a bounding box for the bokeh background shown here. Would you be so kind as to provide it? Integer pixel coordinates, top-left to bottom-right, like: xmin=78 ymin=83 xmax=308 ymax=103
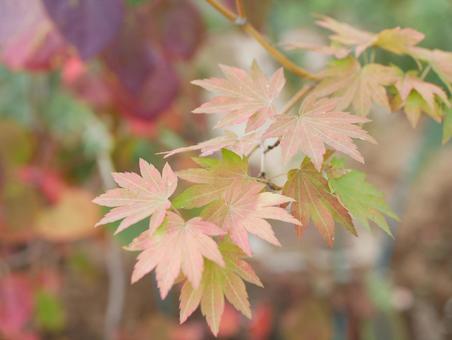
xmin=0 ymin=0 xmax=451 ymax=339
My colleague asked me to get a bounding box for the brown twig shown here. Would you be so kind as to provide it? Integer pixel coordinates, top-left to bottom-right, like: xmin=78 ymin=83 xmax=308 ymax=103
xmin=205 ymin=0 xmax=319 ymax=80
xmin=235 ymin=0 xmax=246 ymax=18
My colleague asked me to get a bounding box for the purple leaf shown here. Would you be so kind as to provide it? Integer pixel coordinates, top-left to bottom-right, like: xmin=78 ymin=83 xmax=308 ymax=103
xmin=42 ymin=0 xmax=124 ymax=59
xmin=150 ymin=0 xmax=204 ymax=60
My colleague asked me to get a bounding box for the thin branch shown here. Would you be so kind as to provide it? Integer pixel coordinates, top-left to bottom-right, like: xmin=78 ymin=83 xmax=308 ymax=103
xmin=264 ymin=139 xmax=280 ymax=154
xmin=97 ymin=153 xmax=126 ymax=340
xmin=205 ymin=0 xmax=318 ymax=80
xmin=235 ymin=0 xmax=246 ymax=18
xmin=256 ymin=177 xmax=283 ymax=191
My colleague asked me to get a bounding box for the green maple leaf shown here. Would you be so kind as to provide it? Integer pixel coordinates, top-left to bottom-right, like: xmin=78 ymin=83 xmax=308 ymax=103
xmin=172 ymin=149 xmax=251 ymax=209
xmin=329 ymin=170 xmax=398 ymax=235
xmin=283 ymin=158 xmax=356 ymax=246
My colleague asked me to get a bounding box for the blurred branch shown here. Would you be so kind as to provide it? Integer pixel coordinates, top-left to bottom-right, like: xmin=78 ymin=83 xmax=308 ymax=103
xmin=97 ymin=153 xmax=126 ymax=340
xmin=235 ymin=0 xmax=246 ymax=18
xmin=205 ymin=0 xmax=319 ymax=80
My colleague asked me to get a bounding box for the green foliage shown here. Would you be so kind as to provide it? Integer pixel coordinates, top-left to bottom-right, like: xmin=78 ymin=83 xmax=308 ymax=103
xmin=34 ymin=291 xmax=65 ymax=332
xmin=329 ymin=170 xmax=398 ymax=235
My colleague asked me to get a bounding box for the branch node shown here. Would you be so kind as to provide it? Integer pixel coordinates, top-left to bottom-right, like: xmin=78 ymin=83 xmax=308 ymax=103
xmin=234 ymin=16 xmax=247 ymax=26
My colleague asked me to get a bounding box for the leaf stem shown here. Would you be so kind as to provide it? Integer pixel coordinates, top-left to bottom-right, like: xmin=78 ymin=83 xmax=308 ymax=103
xmin=420 ymin=64 xmax=431 ymax=80
xmin=205 ymin=0 xmax=318 ymax=80
xmin=280 ymin=84 xmax=313 ymax=115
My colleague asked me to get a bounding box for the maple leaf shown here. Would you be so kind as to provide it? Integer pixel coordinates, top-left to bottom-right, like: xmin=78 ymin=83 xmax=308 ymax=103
xmin=201 ymin=181 xmax=300 ymax=255
xmin=284 ymin=41 xmax=350 ymax=59
xmin=374 ymin=28 xmax=424 ymax=55
xmin=264 ymin=96 xmax=376 ymax=170
xmin=192 ymin=61 xmax=285 ymax=131
xmin=316 ymin=16 xmax=424 ymax=56
xmin=410 ymin=47 xmax=452 ymax=89
xmin=128 ymin=212 xmax=226 ymax=299
xmin=393 ymin=74 xmax=450 ymax=127
xmin=313 ymin=57 xmax=399 ymax=116
xmin=329 ymin=170 xmax=398 ymax=235
xmin=172 ymin=149 xmax=251 ymax=209
xmin=161 ymin=130 xmax=260 ymax=158
xmin=283 ymin=158 xmax=356 ymax=246
xmin=316 ymin=16 xmax=375 ymax=56
xmin=179 ymin=240 xmax=263 ymax=336
xmin=93 ymin=159 xmax=177 ymax=235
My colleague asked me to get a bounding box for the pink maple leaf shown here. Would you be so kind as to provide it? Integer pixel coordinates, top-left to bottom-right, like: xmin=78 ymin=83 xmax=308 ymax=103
xmin=93 ymin=159 xmax=177 ymax=235
xmin=128 ymin=212 xmax=226 ymax=298
xmin=203 ymin=182 xmax=300 ymax=255
xmin=192 ymin=62 xmax=285 ymax=131
xmin=264 ymin=97 xmax=376 ymax=170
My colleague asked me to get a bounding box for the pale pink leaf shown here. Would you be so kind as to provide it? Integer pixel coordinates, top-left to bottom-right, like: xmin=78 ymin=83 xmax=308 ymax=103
xmin=264 ymin=97 xmax=376 ymax=170
xmin=93 ymin=160 xmax=177 ymax=234
xmin=192 ymin=61 xmax=285 ymax=131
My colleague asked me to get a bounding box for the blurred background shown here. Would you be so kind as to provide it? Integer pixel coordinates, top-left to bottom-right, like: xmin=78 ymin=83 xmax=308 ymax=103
xmin=0 ymin=0 xmax=451 ymax=339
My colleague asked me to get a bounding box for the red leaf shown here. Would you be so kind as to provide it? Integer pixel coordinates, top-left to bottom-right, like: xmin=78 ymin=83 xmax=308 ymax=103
xmin=150 ymin=0 xmax=204 ymax=60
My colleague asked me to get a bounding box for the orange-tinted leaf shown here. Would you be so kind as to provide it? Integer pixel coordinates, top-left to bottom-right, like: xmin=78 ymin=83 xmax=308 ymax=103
xmin=283 ymin=158 xmax=356 ymax=246
xmin=264 ymin=97 xmax=375 ymax=170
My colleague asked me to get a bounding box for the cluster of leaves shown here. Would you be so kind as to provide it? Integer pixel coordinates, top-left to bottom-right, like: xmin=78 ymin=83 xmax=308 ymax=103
xmin=93 ymin=13 xmax=452 ymax=335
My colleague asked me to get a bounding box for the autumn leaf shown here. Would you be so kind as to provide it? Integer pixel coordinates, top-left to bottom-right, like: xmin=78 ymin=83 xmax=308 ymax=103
xmin=313 ymin=57 xmax=399 ymax=116
xmin=192 ymin=61 xmax=285 ymax=131
xmin=375 ymin=28 xmax=424 ymax=55
xmin=93 ymin=159 xmax=177 ymax=235
xmin=161 ymin=130 xmax=260 ymax=158
xmin=316 ymin=16 xmax=423 ymax=56
xmin=283 ymin=158 xmax=356 ymax=246
xmin=173 ymin=149 xmax=251 ymax=209
xmin=284 ymin=41 xmax=350 ymax=59
xmin=329 ymin=170 xmax=397 ymax=235
xmin=201 ymin=181 xmax=300 ymax=255
xmin=128 ymin=212 xmax=225 ymax=299
xmin=393 ymin=73 xmax=450 ymax=127
xmin=264 ymin=96 xmax=375 ymax=170
xmin=316 ymin=16 xmax=375 ymax=57
xmin=410 ymin=47 xmax=452 ymax=89
xmin=179 ymin=240 xmax=263 ymax=336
